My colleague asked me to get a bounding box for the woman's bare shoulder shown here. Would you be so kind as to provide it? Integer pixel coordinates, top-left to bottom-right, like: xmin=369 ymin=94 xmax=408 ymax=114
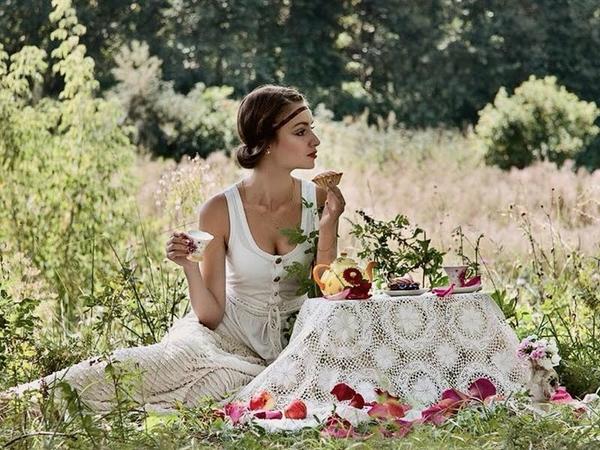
xmin=198 ymin=192 xmax=230 ymax=242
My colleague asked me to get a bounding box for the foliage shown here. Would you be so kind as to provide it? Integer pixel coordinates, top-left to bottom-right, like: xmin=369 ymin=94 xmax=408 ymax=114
xmin=281 ymin=197 xmax=321 ymax=299
xmin=109 ymin=40 xmax=238 ymax=160
xmin=0 ymin=0 xmax=138 ymax=324
xmin=476 ymin=76 xmax=599 ymax=170
xmin=349 ymin=210 xmax=446 ymax=288
xmin=4 ymin=1 xmax=600 ymax=139
xmin=496 ymin=206 xmax=600 ymax=397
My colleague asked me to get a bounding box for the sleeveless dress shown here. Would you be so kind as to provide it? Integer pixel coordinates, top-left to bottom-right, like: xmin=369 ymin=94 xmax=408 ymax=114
xmin=9 ymin=179 xmax=320 ymax=411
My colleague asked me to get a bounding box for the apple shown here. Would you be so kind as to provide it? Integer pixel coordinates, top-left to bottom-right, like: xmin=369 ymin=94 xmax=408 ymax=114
xmin=249 ymin=390 xmax=275 ymax=411
xmin=283 ymin=399 xmax=307 ymax=419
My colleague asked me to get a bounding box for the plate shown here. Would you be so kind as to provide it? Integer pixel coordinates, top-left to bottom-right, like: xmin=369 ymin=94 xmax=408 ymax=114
xmin=384 ymin=288 xmax=429 ymax=297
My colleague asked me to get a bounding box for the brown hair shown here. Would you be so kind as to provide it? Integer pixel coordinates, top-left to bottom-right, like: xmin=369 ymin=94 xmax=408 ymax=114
xmin=235 ymin=85 xmax=306 ymax=169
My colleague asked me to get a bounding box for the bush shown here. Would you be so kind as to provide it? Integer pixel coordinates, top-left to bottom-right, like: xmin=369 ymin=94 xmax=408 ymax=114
xmin=476 ymin=75 xmax=599 ymax=170
xmin=109 ymin=41 xmax=238 ymax=161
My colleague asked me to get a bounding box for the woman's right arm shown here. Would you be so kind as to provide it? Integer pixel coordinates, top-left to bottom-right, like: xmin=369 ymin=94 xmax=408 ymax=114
xmin=167 ymin=194 xmax=228 ymax=329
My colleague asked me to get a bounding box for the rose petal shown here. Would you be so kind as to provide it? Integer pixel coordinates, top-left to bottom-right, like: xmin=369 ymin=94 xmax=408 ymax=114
xmin=367 ymin=400 xmax=408 ymax=419
xmin=375 ymin=388 xmax=399 ymax=402
xmin=331 ymin=383 xmax=356 ymax=401
xmin=321 ymin=414 xmax=357 ymax=439
xmin=420 ymin=404 xmax=447 ymax=425
xmin=550 ymin=387 xmax=574 ymax=404
xmin=468 ymin=378 xmax=497 ymax=401
xmin=324 ymin=288 xmax=352 ymax=300
xmin=253 ymin=409 xmax=283 ymax=419
xmin=349 ymin=393 xmax=365 ymax=409
xmin=432 ymin=284 xmax=455 ymax=297
xmin=441 ymin=388 xmax=467 ymax=403
xmin=462 ymin=276 xmax=481 ymax=287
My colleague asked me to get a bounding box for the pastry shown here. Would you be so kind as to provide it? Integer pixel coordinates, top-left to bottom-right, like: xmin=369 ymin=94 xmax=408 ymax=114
xmin=312 ymin=171 xmax=343 ymax=189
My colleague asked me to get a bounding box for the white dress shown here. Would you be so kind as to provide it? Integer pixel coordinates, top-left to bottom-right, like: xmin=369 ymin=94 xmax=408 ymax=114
xmin=10 ymin=179 xmax=319 ymax=411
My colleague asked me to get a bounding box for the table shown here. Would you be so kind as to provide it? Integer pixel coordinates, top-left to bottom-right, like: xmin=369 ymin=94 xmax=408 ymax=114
xmin=233 ymin=292 xmax=529 ymax=412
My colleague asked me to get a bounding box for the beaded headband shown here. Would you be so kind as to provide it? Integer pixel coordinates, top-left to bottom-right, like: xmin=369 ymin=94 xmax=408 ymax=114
xmin=272 ymin=105 xmax=308 ymax=130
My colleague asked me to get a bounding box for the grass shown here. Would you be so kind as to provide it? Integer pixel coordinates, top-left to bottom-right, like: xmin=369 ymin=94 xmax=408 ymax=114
xmin=2 ymin=112 xmax=600 ymax=448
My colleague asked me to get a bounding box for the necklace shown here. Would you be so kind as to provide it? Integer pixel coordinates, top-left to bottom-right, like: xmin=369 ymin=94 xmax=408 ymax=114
xmin=240 ymin=178 xmax=296 ymax=229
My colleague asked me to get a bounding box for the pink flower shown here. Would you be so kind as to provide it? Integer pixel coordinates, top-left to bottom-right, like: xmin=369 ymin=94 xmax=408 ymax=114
xmin=222 ymin=402 xmax=247 ymax=425
xmin=530 ymin=348 xmax=546 ymax=360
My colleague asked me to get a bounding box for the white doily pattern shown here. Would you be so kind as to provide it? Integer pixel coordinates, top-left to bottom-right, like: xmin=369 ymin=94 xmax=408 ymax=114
xmin=233 ymin=293 xmax=529 ymax=409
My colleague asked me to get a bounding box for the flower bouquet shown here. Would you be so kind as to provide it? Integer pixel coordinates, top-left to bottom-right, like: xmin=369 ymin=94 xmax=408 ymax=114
xmin=517 ymin=335 xmax=561 ymax=370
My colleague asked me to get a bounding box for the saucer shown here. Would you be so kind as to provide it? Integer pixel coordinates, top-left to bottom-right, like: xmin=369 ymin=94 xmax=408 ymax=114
xmin=384 ymin=288 xmax=429 ymax=297
xmin=447 ymin=284 xmax=482 ymax=294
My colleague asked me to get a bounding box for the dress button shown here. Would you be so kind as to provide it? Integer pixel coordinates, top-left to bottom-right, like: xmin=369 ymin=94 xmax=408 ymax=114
xmin=273 ymin=276 xmax=281 ymax=283
xmin=274 ymin=292 xmax=279 ymax=297
xmin=275 ymin=257 xmax=282 ymax=264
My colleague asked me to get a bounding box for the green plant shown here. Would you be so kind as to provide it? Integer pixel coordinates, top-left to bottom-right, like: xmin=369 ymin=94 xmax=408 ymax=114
xmin=476 ymin=75 xmax=599 ymax=170
xmin=451 ymin=226 xmax=484 ymax=278
xmin=0 ymin=0 xmax=138 ymax=325
xmin=348 ymin=210 xmax=446 ymax=288
xmin=281 ymin=197 xmax=321 ymax=299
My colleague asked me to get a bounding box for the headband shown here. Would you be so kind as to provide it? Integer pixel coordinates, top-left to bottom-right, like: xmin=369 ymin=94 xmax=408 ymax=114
xmin=272 ymin=106 xmax=308 ymax=130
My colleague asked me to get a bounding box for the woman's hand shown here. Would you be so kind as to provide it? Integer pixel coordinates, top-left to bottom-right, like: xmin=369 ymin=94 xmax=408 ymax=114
xmin=166 ymin=232 xmax=198 ymax=270
xmin=319 ymin=184 xmax=346 ymax=229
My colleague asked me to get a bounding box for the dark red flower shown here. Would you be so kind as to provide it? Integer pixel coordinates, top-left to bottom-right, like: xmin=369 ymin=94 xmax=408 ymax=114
xmin=343 ymin=268 xmax=363 ymax=286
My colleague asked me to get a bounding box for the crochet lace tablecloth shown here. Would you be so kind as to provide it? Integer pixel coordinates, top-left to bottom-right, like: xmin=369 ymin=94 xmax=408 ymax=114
xmin=233 ymin=292 xmax=529 ymax=415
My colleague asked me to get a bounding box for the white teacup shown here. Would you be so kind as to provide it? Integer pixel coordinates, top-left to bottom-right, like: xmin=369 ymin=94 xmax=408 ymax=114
xmin=185 ymin=229 xmax=214 ymax=262
xmin=443 ymin=265 xmax=468 ymax=286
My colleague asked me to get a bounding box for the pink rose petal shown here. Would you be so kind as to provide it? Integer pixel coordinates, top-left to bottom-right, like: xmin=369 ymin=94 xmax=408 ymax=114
xmin=432 ymin=284 xmax=455 ymax=297
xmin=324 ymin=288 xmax=352 ymax=300
xmin=462 ymin=276 xmax=481 ymax=287
xmin=468 ymin=378 xmax=497 ymax=401
xmin=321 ymin=414 xmax=357 ymax=439
xmin=441 ymin=388 xmax=467 ymax=403
xmin=420 ymin=403 xmax=447 ymax=425
xmin=253 ymin=409 xmax=283 ymax=419
xmin=550 ymin=387 xmax=574 ymax=404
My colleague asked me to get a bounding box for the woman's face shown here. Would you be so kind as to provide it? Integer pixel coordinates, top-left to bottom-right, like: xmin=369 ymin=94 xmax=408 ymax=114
xmin=268 ymin=103 xmax=320 ymax=171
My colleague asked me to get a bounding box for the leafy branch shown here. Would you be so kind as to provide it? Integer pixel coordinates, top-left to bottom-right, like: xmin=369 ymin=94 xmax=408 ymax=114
xmin=348 ymin=210 xmax=446 ymax=287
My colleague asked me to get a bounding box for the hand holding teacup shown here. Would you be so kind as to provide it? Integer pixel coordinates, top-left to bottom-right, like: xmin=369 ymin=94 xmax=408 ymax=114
xmin=166 ymin=229 xmax=214 ymax=267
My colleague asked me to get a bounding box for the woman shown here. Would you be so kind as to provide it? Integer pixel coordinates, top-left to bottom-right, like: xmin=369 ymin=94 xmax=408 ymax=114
xmin=7 ymin=85 xmax=345 ymax=411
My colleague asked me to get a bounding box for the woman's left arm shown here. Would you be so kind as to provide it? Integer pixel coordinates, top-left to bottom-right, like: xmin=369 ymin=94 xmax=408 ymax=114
xmin=315 ymin=185 xmax=345 ymax=265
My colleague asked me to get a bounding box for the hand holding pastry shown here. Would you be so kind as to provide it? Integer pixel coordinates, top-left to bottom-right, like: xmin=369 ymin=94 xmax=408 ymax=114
xmin=313 ymin=171 xmax=345 ymax=228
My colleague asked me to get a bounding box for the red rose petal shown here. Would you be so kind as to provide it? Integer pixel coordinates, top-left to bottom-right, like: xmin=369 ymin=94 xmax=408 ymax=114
xmin=331 ymin=383 xmax=356 ymax=401
xmin=349 ymin=393 xmax=365 ymax=409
